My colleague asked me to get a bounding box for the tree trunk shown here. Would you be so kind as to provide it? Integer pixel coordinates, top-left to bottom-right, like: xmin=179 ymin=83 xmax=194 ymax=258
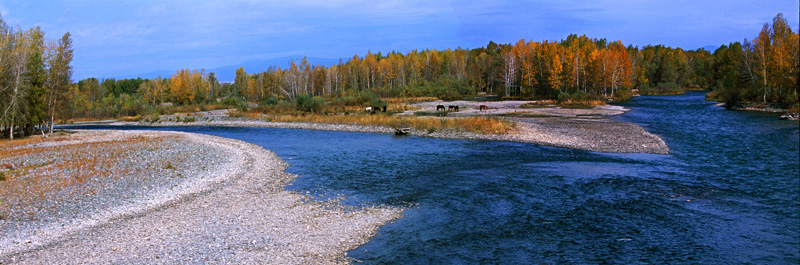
xmin=9 ymin=114 xmax=14 ymax=140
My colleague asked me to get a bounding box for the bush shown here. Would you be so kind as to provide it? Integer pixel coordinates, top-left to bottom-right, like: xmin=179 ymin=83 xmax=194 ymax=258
xmin=370 ymin=98 xmax=387 ymax=108
xmin=219 ymin=96 xmax=249 ymax=112
xmin=613 ymin=88 xmax=632 ymax=102
xmin=261 ymin=96 xmax=279 ymax=106
xmin=295 ymin=94 xmax=325 ymax=113
xmin=146 ymin=113 xmax=160 ymax=123
xmin=638 ymin=82 xmax=684 ymax=95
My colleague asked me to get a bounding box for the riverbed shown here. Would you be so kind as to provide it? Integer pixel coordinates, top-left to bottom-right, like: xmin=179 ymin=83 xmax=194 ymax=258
xmin=45 ymin=92 xmax=800 ymax=263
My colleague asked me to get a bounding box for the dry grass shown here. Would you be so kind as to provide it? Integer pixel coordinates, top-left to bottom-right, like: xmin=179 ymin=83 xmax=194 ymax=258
xmin=119 ymin=115 xmax=141 ymax=122
xmin=0 ymin=134 xmax=168 ymax=217
xmin=558 ymin=100 xmax=606 ymax=109
xmin=520 ymin=100 xmax=558 ymax=108
xmin=168 ymin=103 xmax=229 ymax=114
xmin=252 ymin=112 xmax=515 ymax=134
xmin=381 ymin=97 xmax=438 ymax=104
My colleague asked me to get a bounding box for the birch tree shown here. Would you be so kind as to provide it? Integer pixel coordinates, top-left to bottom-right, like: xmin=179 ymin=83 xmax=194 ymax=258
xmin=45 ymin=32 xmax=73 ymax=133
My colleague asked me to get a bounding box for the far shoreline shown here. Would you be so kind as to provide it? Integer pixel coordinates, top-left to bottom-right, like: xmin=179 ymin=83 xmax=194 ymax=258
xmin=67 ymin=105 xmax=671 ymax=155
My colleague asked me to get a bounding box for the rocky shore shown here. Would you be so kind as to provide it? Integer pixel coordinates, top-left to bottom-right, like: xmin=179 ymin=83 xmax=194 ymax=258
xmin=0 ymin=130 xmax=402 ymax=264
xmin=102 ymin=105 xmax=669 ymax=154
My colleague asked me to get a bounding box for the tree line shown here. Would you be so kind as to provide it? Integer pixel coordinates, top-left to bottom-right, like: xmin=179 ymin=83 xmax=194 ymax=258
xmin=85 ymin=35 xmax=709 ymax=110
xmin=2 ymin=14 xmax=796 ymax=139
xmin=708 ymin=13 xmax=798 ymax=107
xmin=0 ymin=16 xmax=73 ymax=139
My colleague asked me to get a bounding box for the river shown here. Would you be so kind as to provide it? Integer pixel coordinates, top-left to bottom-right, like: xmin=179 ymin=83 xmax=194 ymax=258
xmin=70 ymin=92 xmax=799 ymax=264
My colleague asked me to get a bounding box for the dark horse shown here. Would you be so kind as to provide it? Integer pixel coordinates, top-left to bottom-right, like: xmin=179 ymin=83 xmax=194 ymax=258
xmin=479 ymin=105 xmax=488 ymax=111
xmin=448 ymin=105 xmax=459 ymax=112
xmin=436 ymin=105 xmax=446 ymax=111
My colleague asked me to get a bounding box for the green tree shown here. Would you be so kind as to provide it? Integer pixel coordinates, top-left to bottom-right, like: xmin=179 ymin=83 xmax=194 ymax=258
xmin=46 ymin=32 xmax=74 ymax=132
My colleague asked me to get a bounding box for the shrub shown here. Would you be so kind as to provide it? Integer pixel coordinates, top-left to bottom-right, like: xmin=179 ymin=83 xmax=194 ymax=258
xmin=295 ymin=94 xmax=325 ymax=113
xmin=220 ymin=96 xmax=240 ymax=106
xmin=370 ymin=98 xmax=387 ymax=108
xmin=261 ymin=96 xmax=279 ymax=106
xmin=638 ymin=82 xmax=684 ymax=95
xmin=229 ymin=110 xmax=244 ymax=118
xmin=146 ymin=113 xmax=160 ymax=123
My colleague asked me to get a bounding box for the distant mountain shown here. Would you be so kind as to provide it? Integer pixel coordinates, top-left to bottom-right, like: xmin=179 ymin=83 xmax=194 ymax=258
xmin=113 ymin=56 xmax=340 ymax=83
xmin=114 ymin=69 xmax=175 ymax=80
xmin=701 ymin=45 xmax=720 ymax=52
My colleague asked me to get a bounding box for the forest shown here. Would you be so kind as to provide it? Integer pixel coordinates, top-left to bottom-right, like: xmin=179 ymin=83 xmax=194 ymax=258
xmin=0 ymin=17 xmax=73 ymax=140
xmin=1 ymin=13 xmax=797 ymax=139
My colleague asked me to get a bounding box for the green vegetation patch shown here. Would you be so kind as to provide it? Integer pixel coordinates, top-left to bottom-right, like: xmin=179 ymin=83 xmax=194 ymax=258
xmin=559 ymin=103 xmax=597 ymax=109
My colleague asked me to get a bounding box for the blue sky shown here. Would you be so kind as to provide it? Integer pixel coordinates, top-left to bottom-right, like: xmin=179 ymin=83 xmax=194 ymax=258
xmin=1 ymin=0 xmax=798 ymax=81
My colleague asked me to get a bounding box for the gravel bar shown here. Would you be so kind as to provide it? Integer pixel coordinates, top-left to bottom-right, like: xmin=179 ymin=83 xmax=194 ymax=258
xmin=0 ymin=130 xmax=402 ymax=264
xmin=107 ymin=107 xmax=669 ymax=154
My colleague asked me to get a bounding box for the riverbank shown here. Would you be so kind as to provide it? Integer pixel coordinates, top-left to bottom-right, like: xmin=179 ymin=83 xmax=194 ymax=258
xmin=0 ymin=130 xmax=403 ymax=264
xmin=93 ymin=103 xmax=669 ymax=154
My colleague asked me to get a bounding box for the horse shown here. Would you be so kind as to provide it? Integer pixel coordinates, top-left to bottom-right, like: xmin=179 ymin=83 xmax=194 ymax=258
xmin=448 ymin=105 xmax=459 ymax=112
xmin=479 ymin=105 xmax=488 ymax=111
xmin=436 ymin=105 xmax=446 ymax=111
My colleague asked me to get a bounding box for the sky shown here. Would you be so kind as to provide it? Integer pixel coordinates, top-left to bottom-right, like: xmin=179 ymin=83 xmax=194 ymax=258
xmin=1 ymin=0 xmax=798 ymax=81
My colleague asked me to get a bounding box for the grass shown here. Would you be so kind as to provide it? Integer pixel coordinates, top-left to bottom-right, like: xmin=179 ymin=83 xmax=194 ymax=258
xmin=0 ymin=134 xmax=169 ymax=218
xmin=232 ymin=96 xmax=516 ymax=134
xmin=381 ymin=97 xmax=438 ymax=104
xmin=251 ymin=112 xmax=515 ymax=134
xmin=637 ymin=86 xmax=686 ymax=96
xmin=558 ymin=100 xmax=605 ymax=109
xmin=520 ymin=100 xmax=558 ymax=108
xmin=119 ymin=115 xmax=141 ymax=122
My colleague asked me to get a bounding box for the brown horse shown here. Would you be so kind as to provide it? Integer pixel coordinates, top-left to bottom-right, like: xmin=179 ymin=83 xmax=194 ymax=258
xmin=479 ymin=105 xmax=488 ymax=111
xmin=448 ymin=105 xmax=459 ymax=112
xmin=436 ymin=105 xmax=446 ymax=111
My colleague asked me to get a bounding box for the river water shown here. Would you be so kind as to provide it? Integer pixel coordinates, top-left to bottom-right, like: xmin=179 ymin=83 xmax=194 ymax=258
xmin=71 ymin=92 xmax=799 ymax=264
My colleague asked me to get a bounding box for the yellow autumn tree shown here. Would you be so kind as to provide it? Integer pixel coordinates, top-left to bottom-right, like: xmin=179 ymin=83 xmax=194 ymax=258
xmin=169 ymin=69 xmax=193 ymax=104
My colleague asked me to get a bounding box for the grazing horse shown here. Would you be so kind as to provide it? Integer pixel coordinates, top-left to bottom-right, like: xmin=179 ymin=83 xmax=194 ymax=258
xmin=372 ymin=106 xmax=383 ymax=113
xmin=479 ymin=105 xmax=489 ymax=111
xmin=448 ymin=105 xmax=459 ymax=112
xmin=366 ymin=107 xmax=377 ymax=114
xmin=436 ymin=105 xmax=446 ymax=111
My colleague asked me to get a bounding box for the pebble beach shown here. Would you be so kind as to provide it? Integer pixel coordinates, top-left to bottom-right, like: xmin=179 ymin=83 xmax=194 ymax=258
xmin=0 ymin=103 xmax=668 ymax=263
xmin=105 ymin=103 xmax=669 ymax=155
xmin=0 ymin=130 xmax=402 ymax=264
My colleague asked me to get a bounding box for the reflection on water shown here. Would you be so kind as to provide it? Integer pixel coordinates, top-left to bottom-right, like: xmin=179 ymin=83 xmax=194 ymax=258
xmin=70 ymin=92 xmax=799 ymax=264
